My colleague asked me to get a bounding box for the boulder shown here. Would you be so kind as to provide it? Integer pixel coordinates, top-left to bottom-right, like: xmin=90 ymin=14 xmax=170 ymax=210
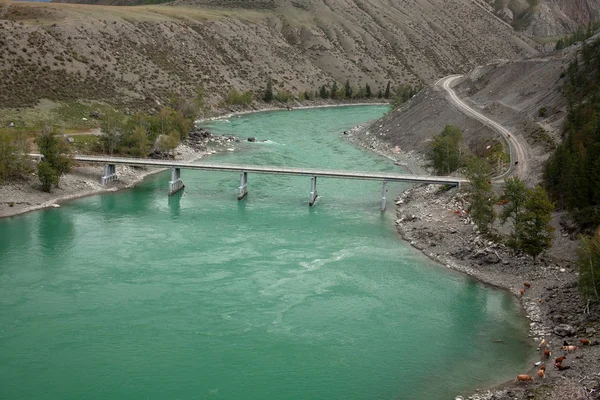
xmin=247 ymin=137 xmax=256 ymax=142
xmin=553 ymin=324 xmax=575 ymax=337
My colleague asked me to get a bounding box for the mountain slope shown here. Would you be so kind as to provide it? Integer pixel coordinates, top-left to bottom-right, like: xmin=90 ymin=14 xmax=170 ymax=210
xmin=0 ymin=0 xmax=537 ymax=109
xmin=485 ymin=0 xmax=600 ymax=37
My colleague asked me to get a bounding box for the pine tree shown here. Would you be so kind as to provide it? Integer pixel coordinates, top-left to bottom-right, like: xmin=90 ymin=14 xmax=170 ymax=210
xmin=331 ymin=81 xmax=338 ymax=100
xmin=365 ymin=83 xmax=372 ymax=98
xmin=345 ymin=80 xmax=352 ymax=99
xmin=384 ymin=81 xmax=391 ymax=99
xmin=519 ymin=186 xmax=555 ymax=262
xmin=262 ymin=79 xmax=274 ymax=103
xmin=319 ymin=85 xmax=329 ymax=99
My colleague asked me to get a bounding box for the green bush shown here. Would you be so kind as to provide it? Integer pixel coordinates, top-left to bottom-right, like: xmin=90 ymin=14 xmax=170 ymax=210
xmin=225 ymin=89 xmax=253 ymax=106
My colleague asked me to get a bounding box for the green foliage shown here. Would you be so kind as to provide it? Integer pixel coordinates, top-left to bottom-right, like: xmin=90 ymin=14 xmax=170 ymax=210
xmin=37 ymin=160 xmax=58 ymax=193
xmin=225 ymin=89 xmax=253 ymax=107
xmin=319 ymin=85 xmax=330 ymax=99
xmin=501 ymin=179 xmax=554 ymax=258
xmin=384 ymin=81 xmax=391 ymax=99
xmin=262 ymin=79 xmax=274 ymax=103
xmin=274 ymin=90 xmax=292 ymax=103
xmin=35 ymin=126 xmax=72 ymax=190
xmin=464 ymin=157 xmax=496 ymax=234
xmin=331 ymin=81 xmax=338 ymax=100
xmin=500 ymin=177 xmax=529 ymax=247
xmin=365 ymin=83 xmax=372 ymax=98
xmin=427 ymin=125 xmax=463 ymax=175
xmin=538 ymin=107 xmax=547 ymax=117
xmin=0 ymin=130 xmax=31 ymax=183
xmin=578 ymin=228 xmax=600 ymax=300
xmin=391 ymin=84 xmax=420 ymax=108
xmin=544 ymin=38 xmax=600 ymax=229
xmin=555 ymin=21 xmax=600 ymax=50
xmin=344 ymin=80 xmax=352 ymax=99
xmin=519 ymin=186 xmax=555 ymax=261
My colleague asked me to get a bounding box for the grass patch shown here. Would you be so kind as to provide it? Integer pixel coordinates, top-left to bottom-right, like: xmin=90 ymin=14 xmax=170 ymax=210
xmin=0 ymin=100 xmax=116 ymax=134
xmin=70 ymin=134 xmax=101 ymax=153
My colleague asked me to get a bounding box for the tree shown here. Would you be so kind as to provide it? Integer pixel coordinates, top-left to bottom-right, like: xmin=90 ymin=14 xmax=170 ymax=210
xmin=345 ymin=80 xmax=352 ymax=98
xmin=384 ymin=81 xmax=391 ymax=99
xmin=123 ymin=126 xmax=151 ymax=158
xmin=100 ymin=111 xmax=125 ymax=155
xmin=519 ymin=186 xmax=554 ymax=261
xmin=37 ymin=160 xmax=58 ymax=193
xmin=500 ymin=177 xmax=528 ymax=248
xmin=263 ymin=79 xmax=274 ymax=103
xmin=331 ymin=81 xmax=338 ymax=100
xmin=319 ymin=85 xmax=329 ymax=99
xmin=464 ymin=157 xmax=496 ymax=234
xmin=578 ymin=227 xmax=600 ymax=300
xmin=365 ymin=83 xmax=372 ymax=98
xmin=0 ymin=130 xmax=18 ymax=182
xmin=35 ymin=126 xmax=73 ymax=189
xmin=427 ymin=125 xmax=463 ymax=175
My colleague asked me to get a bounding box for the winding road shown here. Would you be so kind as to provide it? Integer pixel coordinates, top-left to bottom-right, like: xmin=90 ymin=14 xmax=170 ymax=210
xmin=436 ymin=75 xmax=528 ymax=181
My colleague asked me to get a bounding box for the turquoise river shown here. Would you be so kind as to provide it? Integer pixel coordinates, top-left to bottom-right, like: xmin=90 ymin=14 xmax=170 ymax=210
xmin=0 ymin=106 xmax=534 ymax=399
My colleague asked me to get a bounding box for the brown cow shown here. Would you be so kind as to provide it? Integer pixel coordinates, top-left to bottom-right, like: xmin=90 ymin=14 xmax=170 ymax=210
xmin=515 ymin=374 xmax=533 ymax=383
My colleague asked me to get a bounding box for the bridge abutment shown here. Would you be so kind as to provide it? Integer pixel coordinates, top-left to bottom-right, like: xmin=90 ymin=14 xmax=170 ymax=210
xmin=309 ymin=176 xmax=318 ymax=206
xmin=238 ymin=172 xmax=248 ymax=200
xmin=169 ymin=167 xmax=184 ymax=195
xmin=101 ymin=164 xmax=117 ymax=185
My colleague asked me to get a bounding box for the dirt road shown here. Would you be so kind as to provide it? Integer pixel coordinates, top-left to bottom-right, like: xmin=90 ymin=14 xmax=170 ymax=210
xmin=436 ymin=75 xmax=529 ymax=180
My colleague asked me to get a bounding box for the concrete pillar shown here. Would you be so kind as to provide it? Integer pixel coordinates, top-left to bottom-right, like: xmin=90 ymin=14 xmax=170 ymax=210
xmin=380 ymin=180 xmax=388 ymax=212
xmin=238 ymin=172 xmax=248 ymax=200
xmin=168 ymin=167 xmax=184 ymax=195
xmin=101 ymin=164 xmax=117 ymax=185
xmin=309 ymin=176 xmax=318 ymax=206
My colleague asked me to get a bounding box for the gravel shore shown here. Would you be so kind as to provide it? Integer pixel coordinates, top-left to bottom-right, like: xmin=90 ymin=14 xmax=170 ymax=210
xmin=0 ymin=132 xmax=238 ymax=219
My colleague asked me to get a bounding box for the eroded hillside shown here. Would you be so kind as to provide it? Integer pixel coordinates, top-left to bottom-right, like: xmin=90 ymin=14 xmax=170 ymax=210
xmin=485 ymin=0 xmax=600 ymax=37
xmin=360 ymin=47 xmax=576 ymax=182
xmin=0 ymin=0 xmax=537 ymax=110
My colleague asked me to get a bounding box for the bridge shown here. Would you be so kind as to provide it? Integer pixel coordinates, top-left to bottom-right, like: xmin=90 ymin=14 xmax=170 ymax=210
xmin=34 ymin=154 xmax=465 ymax=211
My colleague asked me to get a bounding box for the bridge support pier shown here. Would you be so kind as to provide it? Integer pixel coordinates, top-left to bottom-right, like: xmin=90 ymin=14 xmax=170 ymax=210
xmin=309 ymin=176 xmax=318 ymax=206
xmin=101 ymin=164 xmax=117 ymax=185
xmin=238 ymin=172 xmax=248 ymax=200
xmin=169 ymin=167 xmax=184 ymax=195
xmin=380 ymin=180 xmax=388 ymax=212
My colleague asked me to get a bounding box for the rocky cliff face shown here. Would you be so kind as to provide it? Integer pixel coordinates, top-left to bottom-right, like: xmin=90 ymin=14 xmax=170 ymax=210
xmin=0 ymin=0 xmax=537 ymax=109
xmin=485 ymin=0 xmax=600 ymax=37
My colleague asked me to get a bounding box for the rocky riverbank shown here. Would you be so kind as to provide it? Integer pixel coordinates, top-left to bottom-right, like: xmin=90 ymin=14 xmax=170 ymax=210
xmin=346 ymin=123 xmax=600 ymax=400
xmin=0 ymin=128 xmax=238 ymax=219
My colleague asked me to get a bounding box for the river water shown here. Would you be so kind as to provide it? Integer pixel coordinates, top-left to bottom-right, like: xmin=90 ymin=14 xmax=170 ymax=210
xmin=0 ymin=106 xmax=533 ymax=399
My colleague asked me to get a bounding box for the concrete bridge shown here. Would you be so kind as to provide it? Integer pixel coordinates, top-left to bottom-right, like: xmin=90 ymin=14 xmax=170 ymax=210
xmin=36 ymin=154 xmax=466 ymax=211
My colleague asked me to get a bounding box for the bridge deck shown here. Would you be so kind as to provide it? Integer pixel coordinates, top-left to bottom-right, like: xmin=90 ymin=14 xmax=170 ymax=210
xmin=35 ymin=154 xmax=465 ymax=186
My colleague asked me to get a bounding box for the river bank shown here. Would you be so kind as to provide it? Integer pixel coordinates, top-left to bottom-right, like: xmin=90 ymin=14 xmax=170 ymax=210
xmin=0 ymin=132 xmax=239 ymax=219
xmin=0 ymin=101 xmax=389 ymax=219
xmin=346 ymin=124 xmax=600 ymax=400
